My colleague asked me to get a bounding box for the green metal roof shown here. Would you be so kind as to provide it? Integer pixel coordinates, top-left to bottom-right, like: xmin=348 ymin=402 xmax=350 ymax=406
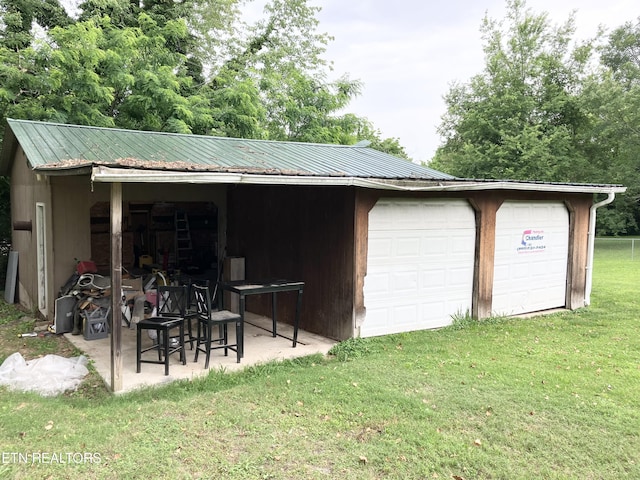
xmin=1 ymin=118 xmax=453 ymax=180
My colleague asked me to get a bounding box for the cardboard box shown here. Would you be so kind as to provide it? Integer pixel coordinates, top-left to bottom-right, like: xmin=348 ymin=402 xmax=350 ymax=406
xmin=122 ymin=277 xmax=144 ymax=301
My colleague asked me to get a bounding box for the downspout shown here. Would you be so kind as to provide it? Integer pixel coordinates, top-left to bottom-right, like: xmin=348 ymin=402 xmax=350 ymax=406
xmin=585 ymin=192 xmax=616 ymax=306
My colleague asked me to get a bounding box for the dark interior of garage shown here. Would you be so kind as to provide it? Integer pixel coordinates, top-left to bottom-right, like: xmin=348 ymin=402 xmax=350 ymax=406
xmin=90 ymin=201 xmax=219 ymax=281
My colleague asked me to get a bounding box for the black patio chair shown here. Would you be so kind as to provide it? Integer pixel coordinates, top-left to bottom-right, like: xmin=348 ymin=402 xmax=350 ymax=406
xmin=156 ymin=284 xmax=196 ymax=350
xmin=136 ymin=316 xmax=186 ymax=376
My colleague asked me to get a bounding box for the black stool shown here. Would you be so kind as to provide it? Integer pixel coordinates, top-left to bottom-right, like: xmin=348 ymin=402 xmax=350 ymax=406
xmin=136 ymin=316 xmax=186 ymax=375
xmin=192 ymin=284 xmax=242 ymax=369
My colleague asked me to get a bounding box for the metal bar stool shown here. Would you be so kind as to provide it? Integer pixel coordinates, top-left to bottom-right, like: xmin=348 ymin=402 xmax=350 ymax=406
xmin=136 ymin=316 xmax=186 ymax=376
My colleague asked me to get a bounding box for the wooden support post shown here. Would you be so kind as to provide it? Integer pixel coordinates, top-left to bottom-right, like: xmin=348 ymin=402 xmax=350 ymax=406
xmin=354 ymin=190 xmax=380 ymax=338
xmin=110 ymin=183 xmax=123 ymax=392
xmin=469 ymin=197 xmax=502 ymax=320
xmin=564 ymin=198 xmax=592 ymax=309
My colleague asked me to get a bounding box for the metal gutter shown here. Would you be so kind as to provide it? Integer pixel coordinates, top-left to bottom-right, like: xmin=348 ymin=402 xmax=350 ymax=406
xmin=584 ymin=192 xmax=617 ymax=306
xmin=90 ymin=166 xmax=626 ymax=195
xmin=35 ymin=166 xmax=94 ymax=176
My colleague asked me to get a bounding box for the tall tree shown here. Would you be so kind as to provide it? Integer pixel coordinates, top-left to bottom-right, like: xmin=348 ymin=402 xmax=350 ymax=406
xmin=0 ymin=0 xmax=410 ymax=145
xmin=431 ymin=0 xmax=594 ymax=182
xmin=579 ymin=18 xmax=640 ymax=234
xmin=0 ymin=0 xmax=71 ymax=50
xmin=201 ymin=0 xmax=367 ymax=142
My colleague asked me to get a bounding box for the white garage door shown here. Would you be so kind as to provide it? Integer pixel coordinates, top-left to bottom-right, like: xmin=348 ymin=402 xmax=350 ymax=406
xmin=492 ymin=201 xmax=569 ymax=316
xmin=362 ymin=198 xmax=476 ymax=337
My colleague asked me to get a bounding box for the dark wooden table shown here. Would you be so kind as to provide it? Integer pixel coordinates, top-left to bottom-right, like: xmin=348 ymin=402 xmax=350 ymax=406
xmin=219 ymin=280 xmax=304 ymax=355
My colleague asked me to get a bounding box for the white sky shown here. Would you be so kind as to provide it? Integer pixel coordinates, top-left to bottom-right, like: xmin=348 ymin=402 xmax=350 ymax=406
xmin=298 ymin=0 xmax=638 ymax=162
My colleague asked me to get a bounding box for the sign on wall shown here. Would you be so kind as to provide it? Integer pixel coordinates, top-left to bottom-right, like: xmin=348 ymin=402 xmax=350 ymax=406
xmin=517 ymin=229 xmax=546 ymax=254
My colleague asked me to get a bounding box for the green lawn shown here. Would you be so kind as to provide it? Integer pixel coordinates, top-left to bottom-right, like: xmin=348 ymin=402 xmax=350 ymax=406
xmin=0 ymin=242 xmax=639 ymax=479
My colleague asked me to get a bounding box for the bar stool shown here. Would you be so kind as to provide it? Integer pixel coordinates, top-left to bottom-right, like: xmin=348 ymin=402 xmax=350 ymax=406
xmin=193 ymin=283 xmax=242 ymax=368
xmin=136 ymin=316 xmax=186 ymax=376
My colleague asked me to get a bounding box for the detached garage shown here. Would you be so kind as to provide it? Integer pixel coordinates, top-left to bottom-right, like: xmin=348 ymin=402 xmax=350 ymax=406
xmin=1 ymin=119 xmax=626 ymax=346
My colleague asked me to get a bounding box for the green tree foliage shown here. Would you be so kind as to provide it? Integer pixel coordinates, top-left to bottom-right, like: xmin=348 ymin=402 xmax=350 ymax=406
xmin=431 ymin=0 xmax=640 ymax=234
xmin=0 ymin=0 xmax=213 ymax=132
xmin=0 ymin=0 xmax=411 ymax=253
xmin=431 ymin=0 xmax=594 ymax=182
xmin=0 ymin=0 xmax=406 ymax=147
xmin=0 ymin=176 xmax=9 ymax=243
xmin=579 ymin=18 xmax=640 ymax=234
xmin=348 ymin=120 xmax=411 ymax=159
xmin=0 ymin=0 xmax=71 ymax=50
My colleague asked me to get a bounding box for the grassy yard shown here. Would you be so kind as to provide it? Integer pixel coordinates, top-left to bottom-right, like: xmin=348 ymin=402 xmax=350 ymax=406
xmin=0 ymin=242 xmax=639 ymax=479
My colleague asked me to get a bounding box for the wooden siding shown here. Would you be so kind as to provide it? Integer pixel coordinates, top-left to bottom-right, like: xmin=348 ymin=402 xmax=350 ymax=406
xmin=51 ymin=175 xmax=93 ymax=315
xmin=10 ymin=147 xmax=52 ymax=316
xmin=226 ymin=185 xmax=357 ymax=341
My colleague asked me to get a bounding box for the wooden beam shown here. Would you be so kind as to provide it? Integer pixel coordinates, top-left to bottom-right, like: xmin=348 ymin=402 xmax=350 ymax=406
xmin=353 ymin=190 xmax=380 ymax=337
xmin=469 ymin=196 xmax=502 ymax=320
xmin=110 ymin=183 xmax=123 ymax=392
xmin=564 ymin=197 xmax=592 ymax=309
xmin=12 ymin=220 xmax=32 ymax=231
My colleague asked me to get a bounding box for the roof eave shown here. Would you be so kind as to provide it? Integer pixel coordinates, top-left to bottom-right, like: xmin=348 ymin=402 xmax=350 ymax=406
xmin=35 ymin=165 xmax=94 ymax=176
xmin=89 ymin=166 xmax=627 ymax=194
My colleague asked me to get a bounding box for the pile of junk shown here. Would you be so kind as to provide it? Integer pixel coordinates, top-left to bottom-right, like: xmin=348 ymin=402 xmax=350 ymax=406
xmin=53 ymin=260 xmax=169 ymax=341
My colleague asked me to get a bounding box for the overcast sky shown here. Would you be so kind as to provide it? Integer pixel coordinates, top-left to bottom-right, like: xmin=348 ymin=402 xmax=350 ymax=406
xmin=291 ymin=0 xmax=639 ymax=162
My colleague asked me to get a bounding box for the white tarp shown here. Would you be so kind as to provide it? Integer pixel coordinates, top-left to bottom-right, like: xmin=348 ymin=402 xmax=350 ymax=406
xmin=0 ymin=352 xmax=89 ymax=396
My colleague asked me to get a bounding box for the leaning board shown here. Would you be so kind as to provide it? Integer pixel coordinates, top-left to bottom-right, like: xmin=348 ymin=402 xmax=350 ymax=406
xmin=4 ymin=251 xmax=18 ymax=304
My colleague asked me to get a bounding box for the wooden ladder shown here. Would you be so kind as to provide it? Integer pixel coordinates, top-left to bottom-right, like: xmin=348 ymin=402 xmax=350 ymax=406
xmin=175 ymin=211 xmax=192 ymax=267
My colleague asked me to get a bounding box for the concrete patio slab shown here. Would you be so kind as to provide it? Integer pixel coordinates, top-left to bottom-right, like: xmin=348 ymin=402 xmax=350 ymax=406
xmin=65 ymin=312 xmax=337 ymax=393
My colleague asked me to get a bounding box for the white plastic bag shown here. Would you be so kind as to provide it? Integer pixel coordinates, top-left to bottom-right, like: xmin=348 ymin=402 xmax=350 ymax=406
xmin=0 ymin=352 xmax=89 ymax=396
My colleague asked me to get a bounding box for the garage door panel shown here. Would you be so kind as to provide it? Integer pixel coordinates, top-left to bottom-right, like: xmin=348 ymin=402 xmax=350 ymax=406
xmin=421 ymin=268 xmax=447 ymax=288
xmin=493 ymin=264 xmax=509 ymax=279
xmin=361 ymin=307 xmax=390 ymax=337
xmin=392 ymin=271 xmax=419 ymax=293
xmin=492 ymin=201 xmax=568 ymax=316
xmin=394 ymin=305 xmax=420 ymax=325
xmin=396 ymin=237 xmax=422 ymax=257
xmin=368 ymin=237 xmax=393 ymax=259
xmin=423 ymin=236 xmax=448 ymax=255
xmin=449 ymin=266 xmax=475 ymax=286
xmin=451 ymin=235 xmax=474 ymax=254
xmin=363 ymin=272 xmax=389 ymax=295
xmin=363 ymin=199 xmax=475 ymax=337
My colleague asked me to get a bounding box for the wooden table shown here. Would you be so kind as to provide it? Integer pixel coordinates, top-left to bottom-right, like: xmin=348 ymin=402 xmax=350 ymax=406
xmin=219 ymin=280 xmax=304 ymax=355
